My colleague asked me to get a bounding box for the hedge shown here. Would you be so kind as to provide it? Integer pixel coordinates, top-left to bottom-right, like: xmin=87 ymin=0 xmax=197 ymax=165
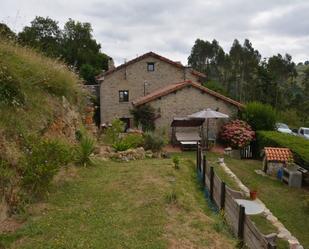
xmin=256 ymin=131 xmax=309 ymax=169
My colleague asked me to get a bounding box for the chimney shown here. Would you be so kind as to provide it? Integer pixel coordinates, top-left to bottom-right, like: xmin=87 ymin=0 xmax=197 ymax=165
xmin=108 ymin=57 xmax=115 ymax=70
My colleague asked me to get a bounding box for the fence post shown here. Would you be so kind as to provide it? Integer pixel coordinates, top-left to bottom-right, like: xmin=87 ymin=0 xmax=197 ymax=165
xmin=202 ymin=155 xmax=206 ymax=185
xmin=220 ymin=182 xmax=226 ymax=210
xmin=210 ymin=166 xmax=214 ymax=201
xmin=196 ymin=142 xmax=199 ymax=170
xmin=238 ymin=205 xmax=245 ymax=240
xmin=267 ymin=241 xmax=276 ymax=249
xmin=199 ymin=148 xmax=203 ymax=172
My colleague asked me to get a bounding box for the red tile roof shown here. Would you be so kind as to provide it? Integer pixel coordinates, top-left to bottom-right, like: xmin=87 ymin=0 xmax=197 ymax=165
xmin=132 ymin=80 xmax=244 ymax=108
xmin=96 ymin=51 xmax=206 ymax=80
xmin=264 ymin=147 xmax=293 ymax=162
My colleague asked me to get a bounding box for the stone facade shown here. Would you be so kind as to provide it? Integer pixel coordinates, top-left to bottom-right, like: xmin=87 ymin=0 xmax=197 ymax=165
xmin=99 ymin=53 xmax=201 ymax=125
xmin=99 ymin=52 xmax=240 ymax=133
xmin=148 ymin=86 xmax=239 ymax=135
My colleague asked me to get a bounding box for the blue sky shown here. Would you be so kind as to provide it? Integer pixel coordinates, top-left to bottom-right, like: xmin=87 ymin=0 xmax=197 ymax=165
xmin=2 ymin=0 xmax=309 ymax=65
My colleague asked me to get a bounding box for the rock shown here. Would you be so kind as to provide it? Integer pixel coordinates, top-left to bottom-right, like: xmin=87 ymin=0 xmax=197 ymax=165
xmin=108 ymin=147 xmax=146 ymax=161
xmin=161 ymin=152 xmax=171 ymax=159
xmin=153 ymin=152 xmax=161 ymax=158
xmin=255 ymin=169 xmax=266 ymax=176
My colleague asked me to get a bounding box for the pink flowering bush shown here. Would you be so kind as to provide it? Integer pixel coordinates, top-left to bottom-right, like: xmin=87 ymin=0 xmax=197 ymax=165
xmin=220 ymin=120 xmax=255 ymax=149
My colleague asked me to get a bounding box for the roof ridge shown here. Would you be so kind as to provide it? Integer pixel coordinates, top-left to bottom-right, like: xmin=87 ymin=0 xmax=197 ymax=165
xmin=132 ymin=80 xmax=244 ymax=108
xmin=96 ymin=52 xmax=206 ymax=80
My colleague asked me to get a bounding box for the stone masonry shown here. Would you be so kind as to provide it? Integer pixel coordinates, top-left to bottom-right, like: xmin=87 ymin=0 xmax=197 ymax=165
xmin=99 ymin=53 xmax=201 ymax=124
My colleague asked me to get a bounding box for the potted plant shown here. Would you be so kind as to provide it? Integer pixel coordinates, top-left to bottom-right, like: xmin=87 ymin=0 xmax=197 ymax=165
xmin=249 ymin=183 xmax=258 ymax=200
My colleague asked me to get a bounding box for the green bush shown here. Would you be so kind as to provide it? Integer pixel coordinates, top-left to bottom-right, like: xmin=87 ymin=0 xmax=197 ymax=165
xmin=76 ymin=135 xmax=96 ymax=166
xmin=242 ymin=102 xmax=277 ymax=131
xmin=112 ymin=140 xmax=132 ymax=152
xmin=256 ymin=131 xmax=309 ymax=169
xmin=130 ymin=104 xmax=156 ymax=131
xmin=123 ymin=134 xmax=144 ymax=148
xmin=112 ymin=134 xmax=144 ymax=152
xmin=172 ymin=155 xmax=180 ymax=169
xmin=143 ymin=132 xmax=166 ymax=152
xmin=21 ymin=138 xmax=73 ymax=197
xmin=105 ymin=119 xmax=124 ymax=144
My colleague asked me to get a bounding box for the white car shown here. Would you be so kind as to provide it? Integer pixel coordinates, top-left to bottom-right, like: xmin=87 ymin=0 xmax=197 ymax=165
xmin=276 ymin=123 xmax=292 ymax=134
xmin=298 ymin=127 xmax=309 ymax=139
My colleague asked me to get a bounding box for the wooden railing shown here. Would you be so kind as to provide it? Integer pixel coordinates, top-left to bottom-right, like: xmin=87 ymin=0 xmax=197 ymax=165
xmin=196 ymin=143 xmax=277 ymax=249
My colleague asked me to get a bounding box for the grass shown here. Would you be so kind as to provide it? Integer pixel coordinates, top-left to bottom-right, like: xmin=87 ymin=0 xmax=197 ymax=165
xmin=205 ymin=152 xmax=309 ymax=249
xmin=0 ymin=40 xmax=87 ymax=138
xmin=0 ymin=157 xmax=237 ymax=249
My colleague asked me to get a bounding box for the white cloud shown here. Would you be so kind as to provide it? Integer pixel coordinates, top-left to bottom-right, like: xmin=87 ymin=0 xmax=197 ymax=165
xmin=1 ymin=0 xmax=309 ymax=65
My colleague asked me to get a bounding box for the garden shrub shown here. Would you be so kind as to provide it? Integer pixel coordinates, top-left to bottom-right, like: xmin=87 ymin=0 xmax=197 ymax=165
xmin=21 ymin=138 xmax=73 ymax=198
xmin=123 ymin=133 xmax=144 ymax=148
xmin=143 ymin=132 xmax=166 ymax=152
xmin=112 ymin=133 xmax=144 ymax=152
xmin=242 ymin=102 xmax=277 ymax=131
xmin=130 ymin=104 xmax=156 ymax=131
xmin=220 ymin=119 xmax=255 ymax=149
xmin=105 ymin=119 xmax=124 ymax=144
xmin=112 ymin=140 xmax=132 ymax=152
xmin=172 ymin=155 xmax=180 ymax=169
xmin=75 ymin=134 xmax=96 ymax=166
xmin=256 ymin=131 xmax=309 ymax=169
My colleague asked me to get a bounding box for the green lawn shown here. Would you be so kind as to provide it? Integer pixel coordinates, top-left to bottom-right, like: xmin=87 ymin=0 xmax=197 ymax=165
xmin=0 ymin=156 xmax=236 ymax=249
xmin=205 ymin=152 xmax=309 ymax=249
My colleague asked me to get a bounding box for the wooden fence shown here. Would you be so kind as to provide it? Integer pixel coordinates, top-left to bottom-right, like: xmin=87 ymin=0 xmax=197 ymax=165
xmin=196 ymin=144 xmax=277 ymax=249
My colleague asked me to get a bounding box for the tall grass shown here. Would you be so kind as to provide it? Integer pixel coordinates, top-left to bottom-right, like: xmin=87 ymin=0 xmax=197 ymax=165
xmin=0 ymin=40 xmax=88 ymax=136
xmin=0 ymin=40 xmax=85 ymax=104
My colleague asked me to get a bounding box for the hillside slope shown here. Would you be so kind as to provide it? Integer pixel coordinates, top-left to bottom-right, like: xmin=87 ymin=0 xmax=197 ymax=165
xmin=0 ymin=40 xmax=88 ymax=221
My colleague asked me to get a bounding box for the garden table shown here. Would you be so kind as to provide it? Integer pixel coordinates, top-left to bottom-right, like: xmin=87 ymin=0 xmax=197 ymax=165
xmin=235 ymin=199 xmax=265 ymax=215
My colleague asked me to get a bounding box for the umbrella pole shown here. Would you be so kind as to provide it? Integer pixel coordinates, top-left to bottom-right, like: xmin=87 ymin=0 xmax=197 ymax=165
xmin=206 ymin=119 xmax=209 ymax=149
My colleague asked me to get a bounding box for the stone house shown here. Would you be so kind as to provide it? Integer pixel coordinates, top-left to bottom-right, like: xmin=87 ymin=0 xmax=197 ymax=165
xmin=97 ymin=51 xmax=243 ymax=134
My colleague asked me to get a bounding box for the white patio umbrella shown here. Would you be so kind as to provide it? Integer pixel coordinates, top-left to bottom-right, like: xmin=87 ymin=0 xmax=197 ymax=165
xmin=188 ymin=108 xmax=229 ymax=147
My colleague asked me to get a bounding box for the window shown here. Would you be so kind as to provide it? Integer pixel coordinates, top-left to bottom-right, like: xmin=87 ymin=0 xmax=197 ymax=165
xmin=147 ymin=62 xmax=155 ymax=71
xmin=119 ymin=90 xmax=129 ymax=102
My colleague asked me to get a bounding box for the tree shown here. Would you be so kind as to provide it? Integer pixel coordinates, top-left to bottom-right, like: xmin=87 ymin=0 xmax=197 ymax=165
xmin=227 ymin=39 xmax=261 ymax=102
xmin=0 ymin=23 xmax=16 ymax=40
xmin=17 ymin=17 xmax=109 ymax=84
xmin=62 ymin=19 xmax=108 ymax=83
xmin=18 ymin=16 xmax=62 ymax=57
xmin=188 ymin=38 xmax=306 ymax=126
xmin=188 ymin=39 xmax=226 ymax=80
xmin=297 ymin=67 xmax=309 ymax=125
xmin=267 ymin=54 xmax=297 ymax=109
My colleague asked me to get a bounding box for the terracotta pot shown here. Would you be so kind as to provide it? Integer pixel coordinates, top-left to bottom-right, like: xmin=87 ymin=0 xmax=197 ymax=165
xmin=250 ymin=190 xmax=257 ymax=200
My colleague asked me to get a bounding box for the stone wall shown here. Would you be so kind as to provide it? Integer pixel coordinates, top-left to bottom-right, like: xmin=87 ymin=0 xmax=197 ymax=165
xmin=149 ymin=85 xmax=239 ymax=135
xmin=100 ymin=55 xmax=200 ymax=124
